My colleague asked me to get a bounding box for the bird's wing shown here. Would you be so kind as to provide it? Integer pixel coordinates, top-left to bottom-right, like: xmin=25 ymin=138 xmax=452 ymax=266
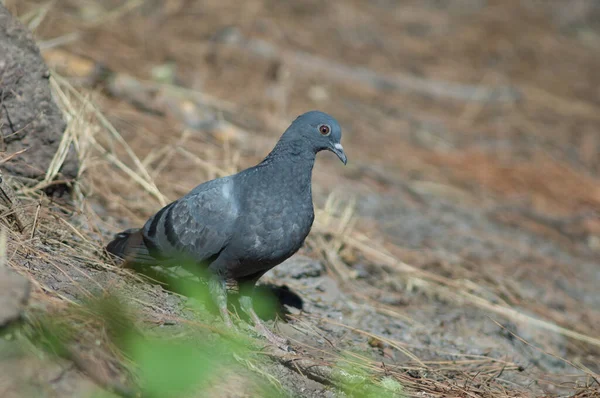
xmin=141 ymin=178 xmax=239 ymax=265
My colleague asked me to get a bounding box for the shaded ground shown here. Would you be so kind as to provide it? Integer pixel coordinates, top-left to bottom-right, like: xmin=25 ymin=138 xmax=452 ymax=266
xmin=1 ymin=1 xmax=600 ymax=397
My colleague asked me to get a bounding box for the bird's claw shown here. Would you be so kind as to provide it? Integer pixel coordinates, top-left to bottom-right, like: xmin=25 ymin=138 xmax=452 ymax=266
xmin=219 ymin=308 xmax=234 ymax=329
xmin=254 ymin=321 xmax=293 ymax=352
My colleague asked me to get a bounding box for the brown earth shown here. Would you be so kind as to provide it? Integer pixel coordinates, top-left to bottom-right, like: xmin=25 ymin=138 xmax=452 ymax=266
xmin=1 ymin=1 xmax=599 ymax=397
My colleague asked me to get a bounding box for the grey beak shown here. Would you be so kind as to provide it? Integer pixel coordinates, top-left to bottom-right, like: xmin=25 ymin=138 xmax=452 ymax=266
xmin=329 ymin=143 xmax=347 ymax=165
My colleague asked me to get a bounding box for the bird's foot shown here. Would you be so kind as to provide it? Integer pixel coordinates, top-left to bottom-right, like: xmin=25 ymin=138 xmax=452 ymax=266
xmin=220 ymin=307 xmax=234 ymax=329
xmin=238 ymin=294 xmax=294 ymax=352
xmin=222 ymin=309 xmax=292 ymax=351
xmin=253 ymin=319 xmax=292 ymax=352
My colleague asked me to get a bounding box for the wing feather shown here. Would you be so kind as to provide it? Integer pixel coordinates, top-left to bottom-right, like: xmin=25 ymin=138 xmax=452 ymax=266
xmin=141 ymin=178 xmax=238 ymax=265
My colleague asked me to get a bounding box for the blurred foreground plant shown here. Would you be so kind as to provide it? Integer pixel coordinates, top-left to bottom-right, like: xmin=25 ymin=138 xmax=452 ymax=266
xmin=2 ymin=263 xmax=404 ymax=397
xmin=21 ymin=284 xmax=281 ymax=398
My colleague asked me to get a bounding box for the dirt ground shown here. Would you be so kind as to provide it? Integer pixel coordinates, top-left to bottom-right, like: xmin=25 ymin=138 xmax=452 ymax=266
xmin=1 ymin=0 xmax=600 ymax=397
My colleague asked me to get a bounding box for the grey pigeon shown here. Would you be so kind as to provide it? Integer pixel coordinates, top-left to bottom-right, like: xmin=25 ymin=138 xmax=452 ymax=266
xmin=106 ymin=110 xmax=347 ymax=347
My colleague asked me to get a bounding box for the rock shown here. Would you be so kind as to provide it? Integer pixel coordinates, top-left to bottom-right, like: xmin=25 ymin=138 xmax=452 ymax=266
xmin=0 ymin=5 xmax=78 ymax=187
xmin=265 ymin=255 xmax=326 ymax=280
xmin=0 ymin=267 xmax=30 ymax=327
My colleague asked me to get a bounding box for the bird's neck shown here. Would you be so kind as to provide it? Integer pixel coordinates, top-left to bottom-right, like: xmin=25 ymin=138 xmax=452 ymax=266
xmin=262 ymin=139 xmax=316 ymax=164
xmin=259 ymin=139 xmax=315 ymax=194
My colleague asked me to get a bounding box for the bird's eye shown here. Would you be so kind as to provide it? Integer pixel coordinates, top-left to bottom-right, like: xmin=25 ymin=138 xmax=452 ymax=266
xmin=318 ymin=124 xmax=331 ymax=136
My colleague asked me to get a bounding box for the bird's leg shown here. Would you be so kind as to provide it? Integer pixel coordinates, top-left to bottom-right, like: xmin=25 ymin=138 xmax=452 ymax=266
xmin=208 ymin=276 xmax=233 ymax=328
xmin=238 ymin=292 xmax=291 ymax=351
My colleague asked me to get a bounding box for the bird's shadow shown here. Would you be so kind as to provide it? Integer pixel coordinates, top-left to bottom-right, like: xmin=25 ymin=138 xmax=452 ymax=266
xmin=128 ymin=264 xmax=303 ymax=322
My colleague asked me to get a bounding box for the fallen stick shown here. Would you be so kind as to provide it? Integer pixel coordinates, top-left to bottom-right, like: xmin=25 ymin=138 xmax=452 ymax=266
xmin=216 ymin=32 xmax=520 ymax=103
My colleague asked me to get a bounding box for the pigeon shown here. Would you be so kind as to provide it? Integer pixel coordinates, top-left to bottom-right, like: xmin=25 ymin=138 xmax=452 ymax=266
xmin=106 ymin=110 xmax=347 ymax=348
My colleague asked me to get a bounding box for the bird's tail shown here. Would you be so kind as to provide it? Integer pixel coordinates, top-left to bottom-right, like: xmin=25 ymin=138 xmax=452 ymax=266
xmin=106 ymin=228 xmax=155 ymax=266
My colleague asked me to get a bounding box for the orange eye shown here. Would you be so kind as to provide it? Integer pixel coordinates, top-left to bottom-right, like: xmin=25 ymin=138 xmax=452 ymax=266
xmin=319 ymin=124 xmax=331 ymax=136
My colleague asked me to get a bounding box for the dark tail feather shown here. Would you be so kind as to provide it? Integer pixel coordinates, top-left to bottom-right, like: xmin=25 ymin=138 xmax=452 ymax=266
xmin=106 ymin=228 xmax=156 ymax=265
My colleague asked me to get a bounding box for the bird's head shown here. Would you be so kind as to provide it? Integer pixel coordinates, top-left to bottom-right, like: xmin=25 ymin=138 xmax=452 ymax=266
xmin=284 ymin=110 xmax=347 ymax=165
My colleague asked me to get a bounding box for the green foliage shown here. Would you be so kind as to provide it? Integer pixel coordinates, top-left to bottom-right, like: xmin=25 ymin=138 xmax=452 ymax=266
xmin=333 ymin=351 xmax=406 ymax=398
xmin=130 ymin=336 xmax=233 ymax=397
xmin=20 ymin=291 xmax=281 ymax=398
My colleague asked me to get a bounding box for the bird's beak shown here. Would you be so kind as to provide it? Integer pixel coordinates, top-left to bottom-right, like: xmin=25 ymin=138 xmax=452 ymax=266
xmin=329 ymin=143 xmax=347 ymax=165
